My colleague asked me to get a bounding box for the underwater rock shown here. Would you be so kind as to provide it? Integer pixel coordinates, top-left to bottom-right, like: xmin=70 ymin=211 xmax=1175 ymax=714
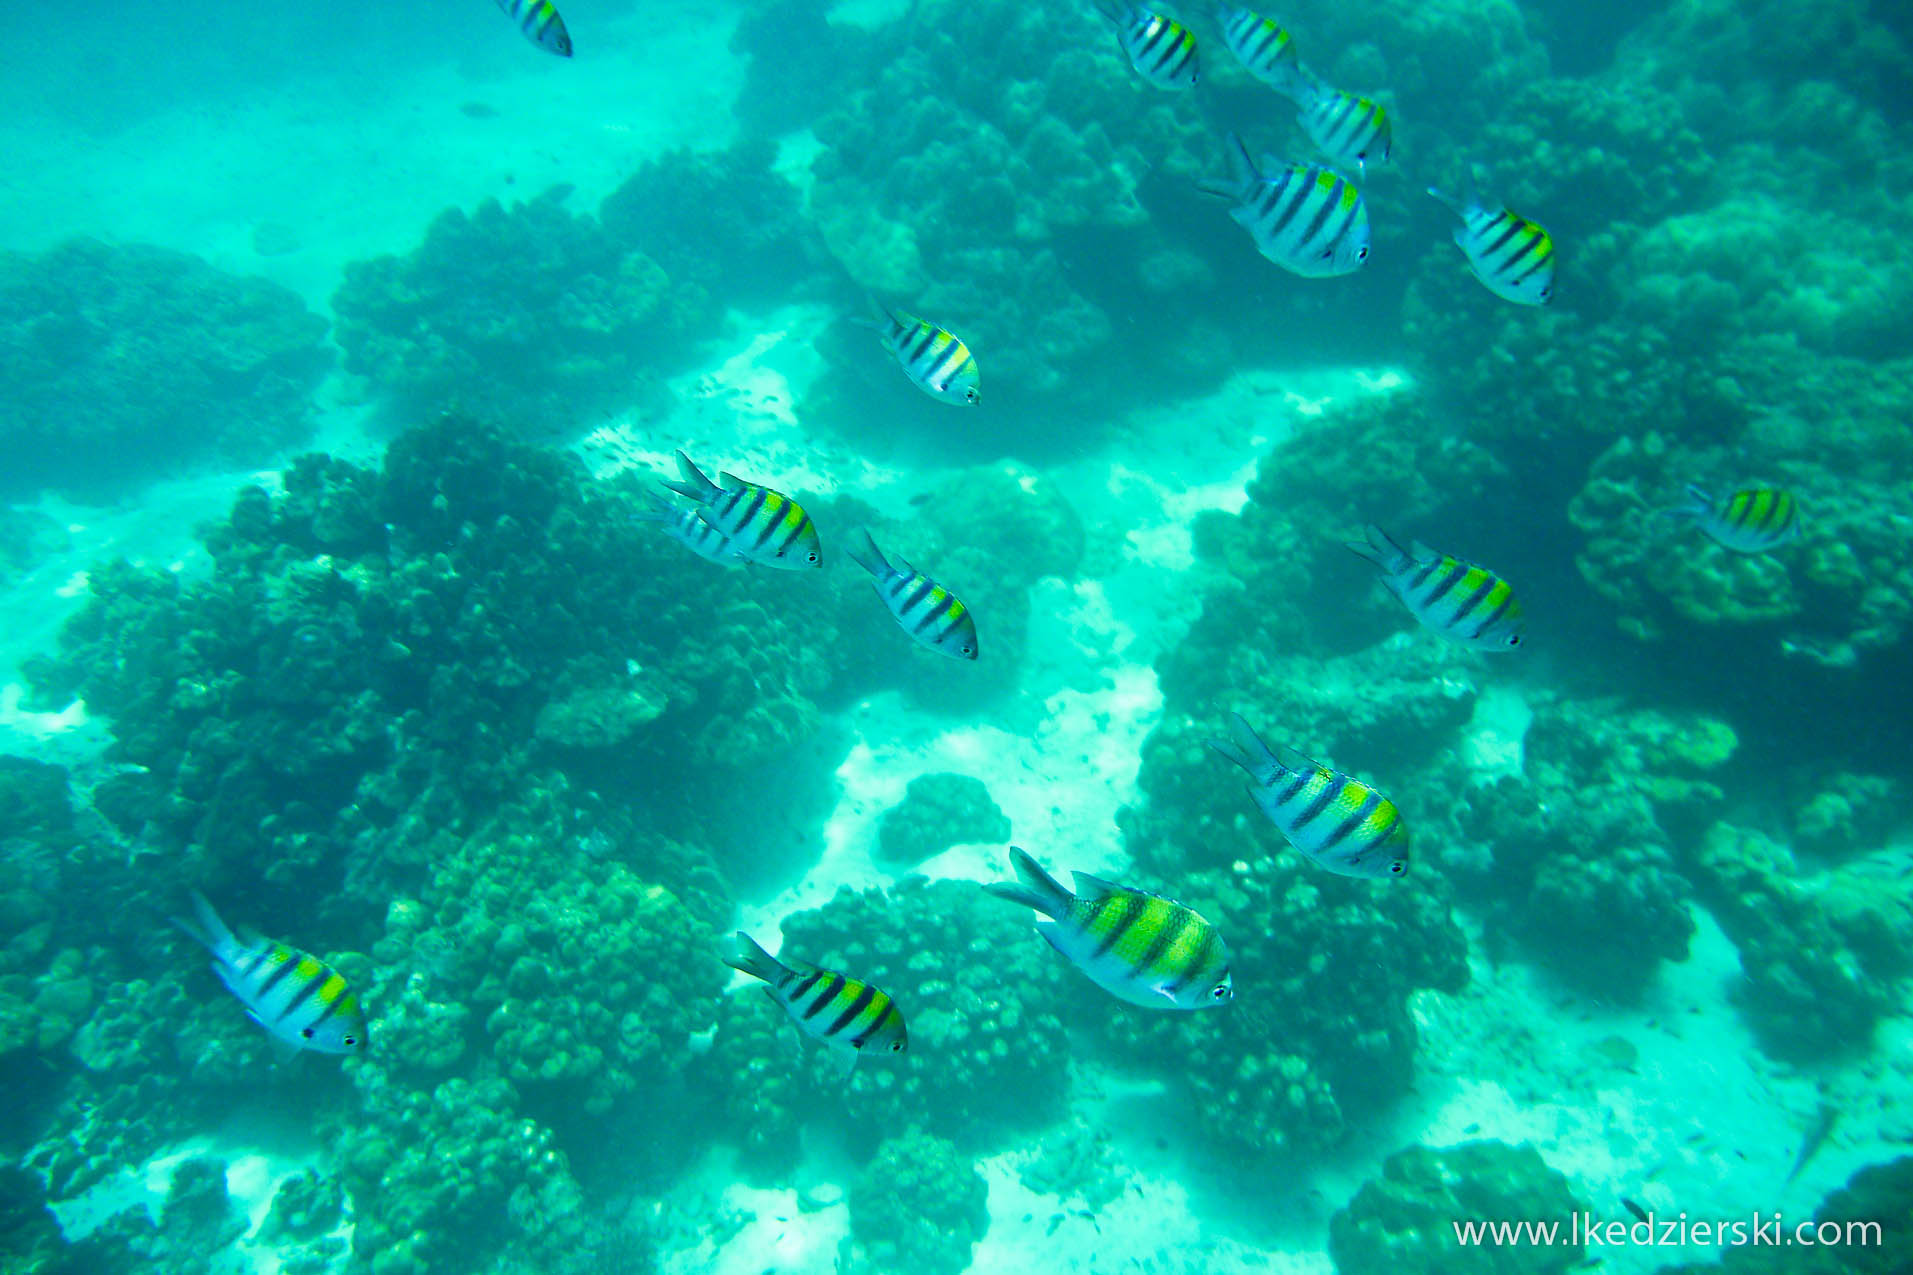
xmin=0 ymin=238 xmax=329 ymax=498
xmin=1329 ymin=1140 xmax=1588 ymax=1275
xmin=876 ymin=772 xmax=1009 ymax=867
xmin=842 ymin=1128 xmax=988 ymax=1275
xmin=533 ymin=675 xmax=668 ymax=750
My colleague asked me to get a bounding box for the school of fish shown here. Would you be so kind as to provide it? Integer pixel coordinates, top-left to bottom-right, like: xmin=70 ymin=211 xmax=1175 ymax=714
xmin=179 ymin=0 xmax=1807 ymax=1085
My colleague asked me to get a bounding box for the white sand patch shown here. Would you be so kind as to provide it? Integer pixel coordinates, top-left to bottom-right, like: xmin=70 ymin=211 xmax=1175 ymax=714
xmin=1460 ymin=683 xmax=1533 ymax=781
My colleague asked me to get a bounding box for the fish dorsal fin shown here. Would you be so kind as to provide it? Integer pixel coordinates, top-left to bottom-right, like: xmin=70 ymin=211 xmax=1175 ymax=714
xmin=1070 ymin=870 xmax=1121 ymax=900
xmin=1408 ymin=540 xmax=1441 ymax=564
xmin=1273 ymin=742 xmax=1330 ymax=778
xmin=718 ymin=472 xmax=749 ymax=491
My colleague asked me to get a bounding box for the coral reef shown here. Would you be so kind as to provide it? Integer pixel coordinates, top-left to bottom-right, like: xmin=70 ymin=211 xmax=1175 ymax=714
xmin=332 ymin=189 xmax=715 ymax=432
xmin=841 ymin=1128 xmax=988 ymax=1275
xmin=1329 ymin=1140 xmax=1587 ymax=1275
xmin=1654 ymin=1154 xmax=1913 ymax=1275
xmin=0 ymin=238 xmax=329 ymax=497
xmin=876 ymin=772 xmax=1010 ymax=867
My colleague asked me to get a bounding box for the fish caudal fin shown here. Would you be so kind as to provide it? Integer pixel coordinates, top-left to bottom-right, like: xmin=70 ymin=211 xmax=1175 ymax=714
xmin=1344 ymin=523 xmax=1411 ymax=574
xmin=1207 ymin=712 xmax=1286 ymax=786
xmin=1653 ymin=484 xmax=1713 ymax=524
xmin=845 ymin=528 xmax=889 ymax=579
xmin=172 ymin=891 xmax=235 ymax=956
xmin=985 ymin=846 xmax=1074 ymax=921
xmin=723 ymin=932 xmax=788 ymax=986
xmin=1198 ymin=132 xmax=1259 ymax=201
xmin=661 ymin=450 xmax=721 ymax=502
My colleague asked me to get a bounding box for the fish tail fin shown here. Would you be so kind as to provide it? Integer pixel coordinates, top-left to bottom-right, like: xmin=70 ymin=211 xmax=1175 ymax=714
xmin=1654 ymin=484 xmax=1713 ymax=524
xmin=857 ymin=294 xmax=897 ymax=336
xmin=1207 ymin=712 xmax=1286 ymax=786
xmin=845 ymin=528 xmax=889 ymax=579
xmin=172 ymin=890 xmax=234 ymax=954
xmin=1345 ymin=523 xmax=1411 ymax=573
xmin=984 ymin=846 xmax=1073 ymax=921
xmin=661 ymin=450 xmax=721 ymax=502
xmin=1198 ymin=132 xmax=1259 ymax=201
xmin=722 ymin=932 xmax=788 ymax=986
xmin=1425 ymin=184 xmax=1466 ymax=220
xmin=1268 ymin=57 xmax=1317 ymax=104
xmin=632 ymin=494 xmax=680 ymax=526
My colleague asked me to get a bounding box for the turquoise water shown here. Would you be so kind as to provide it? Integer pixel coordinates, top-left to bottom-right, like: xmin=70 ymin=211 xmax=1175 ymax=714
xmin=2 ymin=1 xmax=1911 ymax=1273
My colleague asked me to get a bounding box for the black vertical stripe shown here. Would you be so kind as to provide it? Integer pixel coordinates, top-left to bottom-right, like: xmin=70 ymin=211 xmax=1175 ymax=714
xmin=824 ymin=985 xmax=878 ymax=1038
xmin=1318 ymin=789 xmax=1378 ymax=851
xmin=1164 ymin=924 xmax=1217 ymax=995
xmin=801 ymin=973 xmax=844 ymax=1020
xmin=898 ymin=576 xmax=935 ymax=617
xmin=274 ymin=969 xmax=323 ymax=1020
xmin=748 ymin=493 xmax=784 ymax=549
xmin=254 ymin=953 xmax=300 ymax=999
xmin=787 ymin=970 xmax=822 ymax=1002
xmin=1478 ymin=217 xmax=1525 ymax=259
xmin=911 ymin=591 xmax=955 ymax=634
xmin=1471 ymin=588 xmax=1516 ymax=639
xmin=850 ymin=1000 xmax=896 ymax=1049
xmin=1447 ymin=573 xmax=1498 ymax=624
xmin=1289 ymin=773 xmax=1346 ymax=830
xmin=1088 ymin=894 xmax=1143 ymax=960
xmin=1134 ymin=904 xmax=1189 ymax=978
xmin=1418 ymin=561 xmax=1468 ymax=607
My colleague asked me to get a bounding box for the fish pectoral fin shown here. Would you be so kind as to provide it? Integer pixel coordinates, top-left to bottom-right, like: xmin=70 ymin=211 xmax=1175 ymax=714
xmin=834 ymin=1047 xmax=861 ymax=1079
xmin=267 ymin=1035 xmax=303 ymax=1066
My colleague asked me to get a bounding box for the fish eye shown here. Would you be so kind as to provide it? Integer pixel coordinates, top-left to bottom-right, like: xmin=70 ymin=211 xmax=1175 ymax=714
xmin=1389 ymin=860 xmax=1408 ymax=875
xmin=1210 ymin=983 xmax=1231 ymax=1000
xmin=806 ymin=551 xmax=820 ymax=564
xmin=301 ymin=1028 xmax=314 ymax=1039
xmin=891 ymin=1041 xmax=905 ymax=1052
xmin=1507 ymin=633 xmax=1522 ymax=647
xmin=960 ymin=644 xmax=974 ymax=656
xmin=1357 ymin=246 xmax=1369 ymax=260
xmin=344 ymin=1036 xmax=358 ymax=1046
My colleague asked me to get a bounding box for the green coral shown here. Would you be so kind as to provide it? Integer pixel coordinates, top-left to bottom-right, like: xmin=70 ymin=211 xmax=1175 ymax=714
xmin=876 ymin=773 xmax=1010 ymax=867
xmin=1329 ymin=1141 xmax=1588 ymax=1275
xmin=332 ymin=188 xmax=714 ymax=431
xmin=0 ymin=238 xmax=329 ymax=497
xmin=841 ymin=1129 xmax=988 ymax=1275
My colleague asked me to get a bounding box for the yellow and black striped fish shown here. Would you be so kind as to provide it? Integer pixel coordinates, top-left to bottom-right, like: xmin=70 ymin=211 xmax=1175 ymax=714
xmin=1428 ymin=183 xmax=1555 ymax=305
xmin=494 ymin=0 xmax=572 ymax=56
xmin=1215 ymin=3 xmax=1298 ymax=89
xmin=986 ymin=847 xmax=1233 ymax=1011
xmin=1097 ymin=0 xmax=1200 ymax=90
xmin=174 ymin=893 xmax=368 ymax=1056
xmin=869 ymin=301 xmax=980 ymax=405
xmin=1201 ymin=134 xmax=1370 ymax=277
xmin=1663 ymin=485 xmax=1801 ymax=554
xmin=846 ymin=529 xmax=978 ymax=660
xmin=1346 ymin=524 xmax=1525 ymax=651
xmin=637 ymin=496 xmax=747 ymax=568
xmin=724 ymin=933 xmax=907 ymax=1067
xmin=661 ymin=450 xmax=822 ymax=570
xmin=1208 ymin=714 xmax=1409 ymax=880
xmin=1294 ymin=83 xmax=1391 ymax=174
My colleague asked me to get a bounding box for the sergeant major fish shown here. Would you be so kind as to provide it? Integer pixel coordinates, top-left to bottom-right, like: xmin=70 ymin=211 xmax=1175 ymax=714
xmin=174 ymin=892 xmax=368 ymax=1056
xmin=1215 ymin=2 xmax=1297 ymax=89
xmin=1661 ymin=485 xmax=1800 ymax=554
xmin=1266 ymin=63 xmax=1392 ymax=175
xmin=494 ymin=0 xmax=572 ymax=56
xmin=1095 ymin=0 xmax=1201 ymax=89
xmin=1208 ymin=714 xmax=1409 ymax=879
xmin=1428 ymin=181 xmax=1555 ymax=305
xmin=1200 ymin=134 xmax=1370 ymax=277
xmin=636 ymin=495 xmax=746 ymax=567
xmin=986 ymin=847 xmax=1233 ymax=1010
xmin=724 ymin=932 xmax=907 ymax=1069
xmin=867 ymin=301 xmax=981 ymax=405
xmin=1346 ymin=524 xmax=1526 ymax=651
xmin=846 ymin=529 xmax=979 ymax=660
xmin=661 ymin=450 xmax=822 ymax=569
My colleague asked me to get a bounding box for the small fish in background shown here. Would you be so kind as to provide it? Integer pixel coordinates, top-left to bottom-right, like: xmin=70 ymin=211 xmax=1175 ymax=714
xmin=173 ymin=893 xmax=368 ymax=1058
xmin=1095 ymin=0 xmax=1201 ymax=89
xmin=1427 ymin=180 xmax=1556 ymax=305
xmin=1621 ymin=1197 xmax=1650 ymax=1223
xmin=985 ymin=846 xmax=1234 ymax=1010
xmin=1214 ymin=3 xmax=1297 ymax=90
xmin=1265 ymin=63 xmax=1392 ymax=175
xmin=845 ymin=530 xmax=979 ymax=660
xmin=1199 ymin=134 xmax=1370 ymax=278
xmin=660 ymin=450 xmax=822 ymax=570
xmin=634 ymin=495 xmax=748 ymax=567
xmin=1345 ymin=524 xmax=1527 ymax=651
xmin=866 ymin=301 xmax=980 ymax=405
xmin=1207 ymin=713 xmax=1409 ymax=879
xmin=494 ymin=0 xmax=572 ymax=56
xmin=1660 ymin=485 xmax=1801 ymax=554
xmin=1786 ymin=1098 xmax=1839 ymax=1185
xmin=723 ymin=932 xmax=907 ymax=1069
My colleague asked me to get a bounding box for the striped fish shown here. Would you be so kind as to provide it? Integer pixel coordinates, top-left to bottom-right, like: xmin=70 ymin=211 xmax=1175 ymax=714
xmin=1663 ymin=485 xmax=1801 ymax=554
xmin=1208 ymin=714 xmax=1409 ymax=880
xmin=173 ymin=893 xmax=368 ymax=1056
xmin=1216 ymin=3 xmax=1298 ymax=89
xmin=661 ymin=450 xmax=822 ymax=570
xmin=1428 ymin=183 xmax=1555 ymax=306
xmin=845 ymin=530 xmax=978 ymax=660
xmin=724 ymin=933 xmax=907 ymax=1068
xmin=869 ymin=301 xmax=980 ymax=405
xmin=986 ymin=847 xmax=1233 ymax=1010
xmin=494 ymin=0 xmax=572 ymax=56
xmin=636 ymin=495 xmax=747 ymax=568
xmin=1346 ymin=524 xmax=1525 ymax=651
xmin=1200 ymin=134 xmax=1370 ymax=277
xmin=1293 ymin=81 xmax=1391 ymax=175
xmin=1097 ymin=0 xmax=1200 ymax=89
